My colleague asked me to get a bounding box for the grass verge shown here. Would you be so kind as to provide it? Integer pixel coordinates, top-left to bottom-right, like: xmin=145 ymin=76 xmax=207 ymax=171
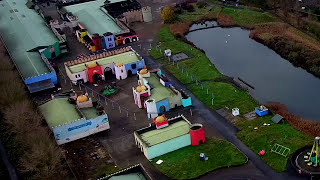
xmin=236 ymin=115 xmax=313 ymax=172
xmin=152 ymin=138 xmax=246 ymax=179
xmin=188 ymin=82 xmax=257 ymax=115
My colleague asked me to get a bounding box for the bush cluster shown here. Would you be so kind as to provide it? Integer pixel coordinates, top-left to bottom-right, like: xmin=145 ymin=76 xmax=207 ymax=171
xmin=267 ymin=102 xmax=320 ymax=137
xmin=0 ymin=42 xmax=70 ymax=179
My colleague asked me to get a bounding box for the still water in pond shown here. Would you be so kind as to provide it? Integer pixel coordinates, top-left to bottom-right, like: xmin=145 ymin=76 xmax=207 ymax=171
xmin=186 ymin=22 xmax=320 ymax=121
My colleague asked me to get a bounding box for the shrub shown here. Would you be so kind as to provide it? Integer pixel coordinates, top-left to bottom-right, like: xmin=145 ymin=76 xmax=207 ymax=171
xmin=161 ymin=6 xmax=176 ymax=23
xmin=217 ymin=14 xmax=235 ymax=27
xmin=196 ymin=1 xmax=207 ymax=8
xmin=267 ymin=102 xmax=320 ymax=137
xmin=169 ymin=22 xmax=191 ymax=37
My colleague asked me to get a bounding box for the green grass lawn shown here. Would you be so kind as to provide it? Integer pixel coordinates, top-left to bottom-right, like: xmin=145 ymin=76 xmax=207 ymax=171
xmin=222 ymin=8 xmax=278 ymax=26
xmin=149 ymin=26 xmax=221 ymax=84
xmin=152 ymin=138 xmax=247 ymax=179
xmin=188 ymin=82 xmax=258 ymax=114
xmin=177 ymin=5 xmax=221 ymax=22
xmin=236 ymin=115 xmax=313 ymax=172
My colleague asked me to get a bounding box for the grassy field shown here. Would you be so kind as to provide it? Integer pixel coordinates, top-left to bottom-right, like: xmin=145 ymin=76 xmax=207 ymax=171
xmin=188 ymin=82 xmax=258 ymax=115
xmin=222 ymin=8 xmax=278 ymax=26
xmin=152 ymin=138 xmax=247 ymax=179
xmin=236 ymin=115 xmax=313 ymax=172
xmin=149 ymin=26 xmax=221 ymax=84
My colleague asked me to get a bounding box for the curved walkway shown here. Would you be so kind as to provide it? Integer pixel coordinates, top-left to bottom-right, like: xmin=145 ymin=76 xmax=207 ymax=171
xmin=0 ymin=141 xmax=18 ymax=180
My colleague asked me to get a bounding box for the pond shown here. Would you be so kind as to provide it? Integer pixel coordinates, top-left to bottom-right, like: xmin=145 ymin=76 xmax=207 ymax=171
xmin=186 ymin=22 xmax=320 ymax=121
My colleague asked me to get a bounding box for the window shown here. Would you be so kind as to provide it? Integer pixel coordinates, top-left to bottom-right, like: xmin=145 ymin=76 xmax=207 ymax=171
xmin=131 ymin=64 xmax=136 ymax=69
xmin=108 ymin=37 xmax=112 ymax=41
xmin=75 ymin=74 xmax=80 ymax=78
xmin=121 ymin=70 xmax=123 ymax=73
xmin=108 ymin=43 xmax=113 ymax=48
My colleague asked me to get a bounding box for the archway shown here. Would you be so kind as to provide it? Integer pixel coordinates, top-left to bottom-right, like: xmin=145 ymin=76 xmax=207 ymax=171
xmin=51 ymin=52 xmax=56 ymax=59
xmin=124 ymin=38 xmax=131 ymax=44
xmin=199 ymin=140 xmax=203 ymax=144
xmin=127 ymin=70 xmax=133 ymax=77
xmin=132 ymin=36 xmax=137 ymax=42
xmin=159 ymin=105 xmax=166 ymax=115
xmin=104 ymin=67 xmax=114 ymax=80
xmin=92 ymin=73 xmax=102 ymax=83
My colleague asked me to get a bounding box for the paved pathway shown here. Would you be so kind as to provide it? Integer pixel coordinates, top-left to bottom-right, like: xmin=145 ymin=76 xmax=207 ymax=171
xmin=0 ymin=142 xmax=17 ymax=180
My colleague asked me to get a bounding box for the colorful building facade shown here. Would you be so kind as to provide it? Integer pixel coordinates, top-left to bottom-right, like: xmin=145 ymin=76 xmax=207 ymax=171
xmin=39 ymin=92 xmax=110 ymax=145
xmin=133 ymin=70 xmax=192 ymax=118
xmin=64 ymin=46 xmax=145 ymax=85
xmin=134 ymin=115 xmax=205 ymax=160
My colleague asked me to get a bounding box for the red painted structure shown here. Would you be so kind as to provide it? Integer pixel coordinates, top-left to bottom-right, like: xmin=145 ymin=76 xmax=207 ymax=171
xmin=189 ymin=124 xmax=205 ymax=146
xmin=92 ymin=34 xmax=102 ymax=52
xmin=86 ymin=64 xmax=103 ymax=83
xmin=152 ymin=116 xmax=168 ymax=129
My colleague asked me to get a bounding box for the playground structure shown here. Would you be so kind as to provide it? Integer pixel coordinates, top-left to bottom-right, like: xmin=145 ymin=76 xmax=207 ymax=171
xmin=306 ymin=137 xmax=320 ymax=167
xmin=57 ymin=0 xmax=149 ymax=52
xmin=132 ymin=69 xmax=192 ymax=118
xmin=292 ymin=137 xmax=320 ymax=176
xmin=64 ymin=46 xmax=145 ymax=85
xmin=134 ymin=115 xmax=205 ymax=160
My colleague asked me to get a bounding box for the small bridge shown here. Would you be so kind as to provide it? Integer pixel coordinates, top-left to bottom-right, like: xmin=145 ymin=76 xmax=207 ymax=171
xmin=189 ymin=25 xmax=221 ymax=33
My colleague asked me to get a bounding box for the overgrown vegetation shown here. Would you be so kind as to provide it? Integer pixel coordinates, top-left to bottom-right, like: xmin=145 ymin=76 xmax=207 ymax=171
xmin=152 ymin=138 xmax=247 ymax=179
xmin=267 ymin=102 xmax=320 ymax=137
xmin=0 ymin=42 xmax=71 ymax=179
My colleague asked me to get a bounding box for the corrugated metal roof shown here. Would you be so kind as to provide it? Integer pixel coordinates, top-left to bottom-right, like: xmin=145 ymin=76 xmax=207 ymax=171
xmin=62 ymin=0 xmax=122 ymax=35
xmin=0 ymin=0 xmax=58 ymax=78
xmin=39 ymin=98 xmax=82 ymax=128
xmin=140 ymin=120 xmax=190 ymax=147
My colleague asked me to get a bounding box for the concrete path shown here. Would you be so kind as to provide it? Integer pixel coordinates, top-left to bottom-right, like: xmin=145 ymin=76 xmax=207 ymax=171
xmin=0 ymin=142 xmax=18 ymax=180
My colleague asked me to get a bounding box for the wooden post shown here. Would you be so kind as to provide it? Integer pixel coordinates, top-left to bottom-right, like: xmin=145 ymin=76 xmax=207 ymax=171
xmin=105 ymin=97 xmax=108 ymax=105
xmin=134 ymin=113 xmax=136 ymax=120
xmin=190 ymin=108 xmax=193 ymax=116
xmin=119 ymin=106 xmax=122 ymax=113
xmin=207 ymin=88 xmax=209 ymax=94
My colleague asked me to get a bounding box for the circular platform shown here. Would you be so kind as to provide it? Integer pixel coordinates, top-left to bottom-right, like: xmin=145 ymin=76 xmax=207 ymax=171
xmin=292 ymin=147 xmax=320 ymax=176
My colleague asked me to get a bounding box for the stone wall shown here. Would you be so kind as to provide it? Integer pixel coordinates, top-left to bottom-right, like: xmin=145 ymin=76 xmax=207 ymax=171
xmin=123 ymin=10 xmax=143 ymax=23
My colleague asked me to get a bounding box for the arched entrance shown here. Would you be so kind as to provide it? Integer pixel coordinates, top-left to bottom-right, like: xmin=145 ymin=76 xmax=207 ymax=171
xmin=92 ymin=73 xmax=102 ymax=83
xmin=51 ymin=52 xmax=56 ymax=59
xmin=124 ymin=38 xmax=131 ymax=44
xmin=127 ymin=70 xmax=133 ymax=77
xmin=104 ymin=67 xmax=114 ymax=80
xmin=159 ymin=105 xmax=166 ymax=115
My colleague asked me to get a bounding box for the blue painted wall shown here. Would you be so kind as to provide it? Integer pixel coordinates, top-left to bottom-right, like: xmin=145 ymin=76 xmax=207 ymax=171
xmin=146 ymin=134 xmax=191 ymax=159
xmin=24 ymin=71 xmax=57 ymax=85
xmin=156 ymin=99 xmax=170 ymax=113
xmin=104 ymin=35 xmax=115 ymax=49
xmin=125 ymin=59 xmax=145 ymax=75
xmin=182 ymin=97 xmax=192 ymax=107
xmin=53 ymin=114 xmax=108 ymax=144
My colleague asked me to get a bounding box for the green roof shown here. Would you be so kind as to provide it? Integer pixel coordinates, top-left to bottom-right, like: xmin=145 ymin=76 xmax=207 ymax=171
xmin=145 ymin=74 xmax=175 ymax=102
xmin=108 ymin=173 xmax=146 ymax=180
xmin=39 ymin=98 xmax=81 ymax=128
xmin=0 ymin=0 xmax=59 ymax=78
xmin=81 ymin=107 xmax=98 ymax=119
xmin=62 ymin=0 xmax=122 ymax=35
xmin=140 ymin=121 xmax=190 ymax=147
xmin=69 ymin=51 xmax=140 ymax=73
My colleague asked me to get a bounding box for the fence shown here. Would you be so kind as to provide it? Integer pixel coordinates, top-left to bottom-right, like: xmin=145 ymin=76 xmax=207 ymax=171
xmin=154 ymin=44 xmax=261 ymax=109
